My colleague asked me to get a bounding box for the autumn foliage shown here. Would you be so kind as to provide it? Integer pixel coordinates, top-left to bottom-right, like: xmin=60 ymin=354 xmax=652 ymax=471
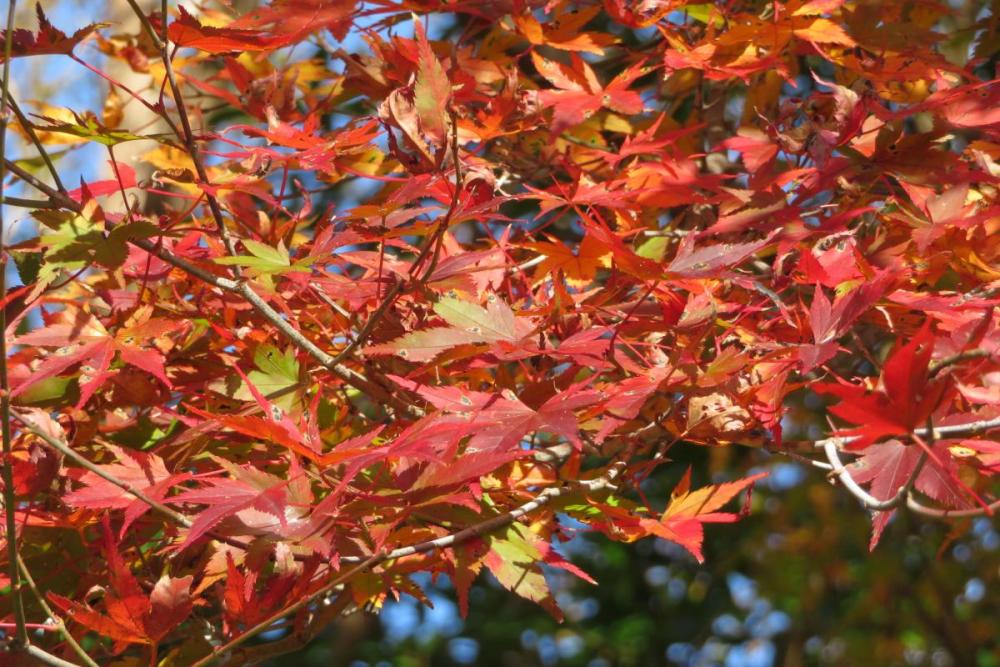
xmin=0 ymin=0 xmax=998 ymax=664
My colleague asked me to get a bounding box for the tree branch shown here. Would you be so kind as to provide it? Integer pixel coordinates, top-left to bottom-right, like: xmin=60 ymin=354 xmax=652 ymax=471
xmin=215 ymin=592 xmax=354 ymax=667
xmin=0 ymin=0 xmax=28 ymax=647
xmin=10 ymin=410 xmax=301 ymax=558
xmin=190 ymin=553 xmax=383 ymax=667
xmin=325 ymin=112 xmax=464 ymax=370
xmin=122 ymin=4 xmax=413 ymax=418
xmin=16 ymin=554 xmax=99 ymax=667
xmin=820 ymin=416 xmax=997 ymax=517
xmin=11 ymin=410 xmax=194 ymax=527
xmin=2 ymin=195 xmax=59 ymax=209
xmin=4 ymin=157 xmax=68 ymax=203
xmin=154 ymin=0 xmax=239 ymax=259
xmin=23 ymin=644 xmax=84 ymax=667
xmin=3 ymin=92 xmax=66 ymax=194
xmin=906 ymin=495 xmax=1000 ymax=519
xmin=929 ymin=349 xmax=992 ymax=375
xmin=815 ymin=416 xmax=1000 ymax=452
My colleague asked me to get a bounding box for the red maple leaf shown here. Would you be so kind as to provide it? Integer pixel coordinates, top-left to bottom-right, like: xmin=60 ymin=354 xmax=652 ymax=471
xmin=816 ymin=324 xmax=953 ymax=449
xmin=532 ymin=52 xmax=645 ymax=135
xmin=848 ymin=440 xmax=973 ymax=550
xmin=169 ymin=458 xmax=298 ymax=548
xmin=168 ymin=6 xmax=295 ymax=53
xmin=0 ymin=4 xmax=102 ymax=61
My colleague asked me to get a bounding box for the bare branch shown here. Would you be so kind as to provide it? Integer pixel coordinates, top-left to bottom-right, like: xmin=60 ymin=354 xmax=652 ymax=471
xmin=11 ymin=410 xmax=303 ymax=558
xmin=326 ymin=114 xmax=465 ymax=369
xmin=821 ymin=437 xmax=911 ymax=511
xmin=0 ymin=168 xmax=421 ymax=417
xmin=815 ymin=416 xmax=1000 ymax=452
xmin=23 ymin=644 xmax=84 ymax=667
xmin=4 ymin=157 xmax=68 ymax=202
xmin=190 ymin=553 xmax=383 ymax=667
xmin=3 ymin=92 xmax=66 ymax=193
xmin=929 ymin=349 xmax=992 ymax=376
xmin=124 ymin=0 xmax=164 ymax=51
xmin=156 ymin=0 xmax=239 ymax=259
xmin=906 ymin=495 xmax=1000 ymax=519
xmin=0 ymin=0 xmax=28 ymax=647
xmin=12 ymin=411 xmax=194 ymax=528
xmin=2 ymin=195 xmax=59 ymax=208
xmin=215 ymin=593 xmax=353 ymax=667
xmin=16 ymin=554 xmax=99 ymax=667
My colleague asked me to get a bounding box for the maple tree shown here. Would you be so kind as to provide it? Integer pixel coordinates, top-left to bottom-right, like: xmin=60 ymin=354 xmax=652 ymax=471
xmin=0 ymin=0 xmax=997 ymax=664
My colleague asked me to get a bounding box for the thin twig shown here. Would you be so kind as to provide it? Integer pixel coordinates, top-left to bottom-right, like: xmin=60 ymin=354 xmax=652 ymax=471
xmin=3 ymin=92 xmax=66 ymax=193
xmin=124 ymin=0 xmax=164 ymax=50
xmin=11 ymin=410 xmax=302 ymax=558
xmin=155 ymin=0 xmax=239 ymax=259
xmin=0 ymin=0 xmax=28 ymax=647
xmin=190 ymin=553 xmax=383 ymax=667
xmin=326 ymin=113 xmax=465 ymax=368
xmin=16 ymin=554 xmax=99 ymax=667
xmin=820 ymin=415 xmax=994 ymax=515
xmin=822 ymin=438 xmax=911 ymax=510
xmin=11 ymin=411 xmax=194 ymax=527
xmin=215 ymin=592 xmax=353 ymax=666
xmin=4 ymin=157 xmax=67 ymax=202
xmin=815 ymin=416 xmax=1000 ymax=452
xmin=23 ymin=644 xmax=83 ymax=667
xmin=906 ymin=495 xmax=1000 ymax=519
xmin=3 ymin=195 xmax=59 ymax=208
xmin=929 ymin=349 xmax=991 ymax=376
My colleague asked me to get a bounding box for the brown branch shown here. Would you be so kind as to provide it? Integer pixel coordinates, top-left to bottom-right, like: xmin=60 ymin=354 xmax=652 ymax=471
xmin=12 ymin=411 xmax=194 ymax=527
xmin=929 ymin=348 xmax=992 ymax=376
xmin=233 ymin=281 xmax=422 ymax=417
xmin=11 ymin=410 xmax=304 ymax=559
xmin=190 ymin=553 xmax=383 ymax=667
xmin=154 ymin=0 xmax=239 ymax=259
xmin=124 ymin=0 xmax=164 ymax=51
xmin=16 ymin=554 xmax=99 ymax=667
xmin=821 ymin=435 xmax=919 ymax=511
xmin=68 ymin=54 xmax=182 ymax=140
xmin=820 ymin=417 xmax=996 ymax=516
xmin=4 ymin=157 xmax=68 ymax=202
xmin=325 ymin=112 xmax=465 ymax=369
xmin=0 ymin=0 xmax=28 ymax=647
xmin=2 ymin=195 xmax=59 ymax=208
xmin=906 ymin=495 xmax=1000 ymax=519
xmin=22 ymin=644 xmax=84 ymax=667
xmin=215 ymin=592 xmax=354 ymax=666
xmin=3 ymin=92 xmax=66 ymax=193
xmin=815 ymin=416 xmax=1000 ymax=452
